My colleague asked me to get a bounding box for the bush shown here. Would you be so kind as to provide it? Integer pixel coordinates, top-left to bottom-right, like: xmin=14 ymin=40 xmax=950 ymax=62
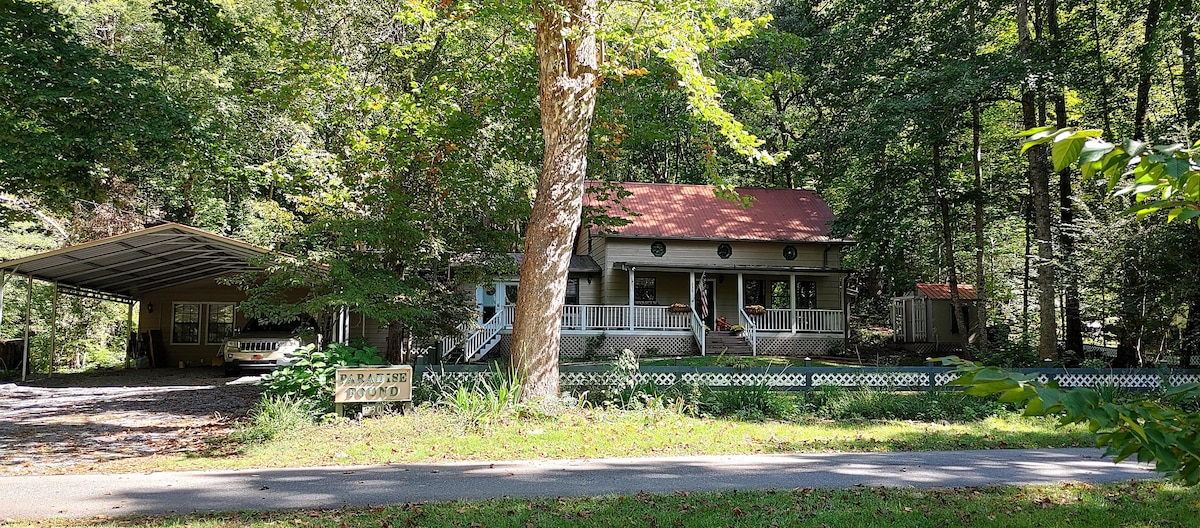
xmin=699 ymin=384 xmax=798 ymax=421
xmin=261 ymin=342 xmax=385 ymax=412
xmin=974 ymin=339 xmax=1040 ymax=368
xmin=813 ymin=386 xmax=1011 ymax=421
xmin=232 ymin=394 xmax=318 ymax=443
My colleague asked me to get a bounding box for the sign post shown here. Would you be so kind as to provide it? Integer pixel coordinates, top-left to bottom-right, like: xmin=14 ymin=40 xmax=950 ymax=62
xmin=333 ymin=366 xmax=414 ymax=417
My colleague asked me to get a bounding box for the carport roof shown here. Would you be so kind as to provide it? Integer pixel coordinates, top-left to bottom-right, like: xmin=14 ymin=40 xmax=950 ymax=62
xmin=0 ymin=223 xmax=271 ymax=302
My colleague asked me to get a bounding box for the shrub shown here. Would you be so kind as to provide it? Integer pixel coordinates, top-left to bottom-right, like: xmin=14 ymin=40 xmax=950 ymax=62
xmin=974 ymin=339 xmax=1040 ymax=368
xmin=261 ymin=342 xmax=385 ymax=412
xmin=813 ymin=387 xmax=1010 ymax=421
xmin=232 ymin=394 xmax=318 ymax=443
xmin=699 ymin=384 xmax=798 ymax=421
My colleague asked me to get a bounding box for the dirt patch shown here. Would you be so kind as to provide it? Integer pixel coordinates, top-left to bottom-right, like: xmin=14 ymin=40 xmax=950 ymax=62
xmin=0 ymin=367 xmax=262 ymax=475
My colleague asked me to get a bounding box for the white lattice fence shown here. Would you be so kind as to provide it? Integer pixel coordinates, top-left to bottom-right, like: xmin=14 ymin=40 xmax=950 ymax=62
xmin=811 ymin=371 xmax=929 ymax=388
xmin=1051 ymin=373 xmax=1163 ymax=389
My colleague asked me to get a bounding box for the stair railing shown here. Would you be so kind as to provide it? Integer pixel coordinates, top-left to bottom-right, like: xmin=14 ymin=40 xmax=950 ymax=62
xmin=690 ymin=307 xmax=706 ymax=356
xmin=462 ymin=307 xmax=512 ymax=362
xmin=737 ymin=308 xmax=759 ymax=356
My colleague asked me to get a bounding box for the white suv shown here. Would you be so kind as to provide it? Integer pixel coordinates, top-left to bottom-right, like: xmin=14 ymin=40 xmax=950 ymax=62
xmin=221 ymin=317 xmax=315 ymax=376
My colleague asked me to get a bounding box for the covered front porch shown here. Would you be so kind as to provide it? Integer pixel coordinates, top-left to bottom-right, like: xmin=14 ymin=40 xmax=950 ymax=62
xmin=443 ymin=266 xmax=848 ymax=362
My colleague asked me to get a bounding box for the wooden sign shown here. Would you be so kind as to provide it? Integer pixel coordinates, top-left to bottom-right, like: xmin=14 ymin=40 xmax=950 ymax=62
xmin=334 ymin=366 xmax=413 ymax=404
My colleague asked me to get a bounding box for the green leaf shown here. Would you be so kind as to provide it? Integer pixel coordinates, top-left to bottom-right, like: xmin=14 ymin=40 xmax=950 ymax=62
xmin=1164 ymin=157 xmax=1191 ymax=178
xmin=1052 ymin=137 xmax=1085 ymax=172
xmin=1079 ymin=140 xmax=1114 ymax=164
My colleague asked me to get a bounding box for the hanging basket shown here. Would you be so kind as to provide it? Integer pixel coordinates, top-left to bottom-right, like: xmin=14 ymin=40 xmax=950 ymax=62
xmin=669 ymin=303 xmax=691 ymax=313
xmin=744 ymin=305 xmax=766 ymax=315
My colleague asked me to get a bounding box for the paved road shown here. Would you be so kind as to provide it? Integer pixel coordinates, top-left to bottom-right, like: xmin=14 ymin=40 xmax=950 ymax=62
xmin=0 ymin=448 xmax=1158 ymax=519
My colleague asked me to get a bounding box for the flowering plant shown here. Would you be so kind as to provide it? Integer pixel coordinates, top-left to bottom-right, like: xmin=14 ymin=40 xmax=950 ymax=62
xmin=744 ymin=305 xmax=766 ymax=315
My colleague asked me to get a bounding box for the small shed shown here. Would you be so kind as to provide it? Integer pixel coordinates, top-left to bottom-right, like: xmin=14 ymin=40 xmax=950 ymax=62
xmin=891 ymin=283 xmax=978 ymax=349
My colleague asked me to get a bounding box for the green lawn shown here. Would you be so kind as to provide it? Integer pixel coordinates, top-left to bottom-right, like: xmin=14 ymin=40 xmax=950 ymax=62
xmin=78 ymin=407 xmax=1095 ymax=475
xmin=17 ymin=481 xmax=1199 ymax=527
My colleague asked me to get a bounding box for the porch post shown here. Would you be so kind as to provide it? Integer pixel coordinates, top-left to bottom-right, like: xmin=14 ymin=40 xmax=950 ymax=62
xmin=789 ymin=274 xmax=797 ymax=333
xmin=22 ymin=274 xmax=32 ymax=382
xmin=0 ymin=270 xmax=8 ymax=339
xmin=736 ymin=273 xmax=744 ymax=314
xmin=689 ymin=271 xmax=695 ymax=306
xmin=627 ymin=267 xmax=636 ymax=330
xmin=49 ymin=282 xmax=58 ymax=375
xmin=475 ymin=285 xmax=484 ymax=325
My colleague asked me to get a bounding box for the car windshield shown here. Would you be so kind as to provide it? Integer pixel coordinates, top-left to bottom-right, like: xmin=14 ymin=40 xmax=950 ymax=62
xmin=241 ymin=317 xmax=313 ymax=333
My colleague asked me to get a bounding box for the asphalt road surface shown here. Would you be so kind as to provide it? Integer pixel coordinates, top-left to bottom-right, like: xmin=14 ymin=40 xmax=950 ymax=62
xmin=0 ymin=448 xmax=1159 ymax=519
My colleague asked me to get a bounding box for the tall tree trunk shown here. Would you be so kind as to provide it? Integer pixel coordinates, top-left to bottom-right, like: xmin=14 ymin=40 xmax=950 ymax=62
xmin=1050 ymin=0 xmax=1084 ymax=362
xmin=1092 ymin=0 xmax=1114 ymax=137
xmin=934 ymin=141 xmax=971 ymax=354
xmin=971 ymin=103 xmax=989 ymax=354
xmin=511 ymin=0 xmax=600 ymax=400
xmin=1183 ymin=0 xmax=1199 ymax=133
xmin=1018 ymin=0 xmax=1058 ymax=359
xmin=1184 ymin=229 xmax=1200 ymax=368
xmin=1134 ymin=0 xmax=1164 ymax=140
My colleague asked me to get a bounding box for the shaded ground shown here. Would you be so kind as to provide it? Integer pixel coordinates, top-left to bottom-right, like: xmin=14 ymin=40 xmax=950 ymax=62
xmin=0 ymin=367 xmax=261 ymax=475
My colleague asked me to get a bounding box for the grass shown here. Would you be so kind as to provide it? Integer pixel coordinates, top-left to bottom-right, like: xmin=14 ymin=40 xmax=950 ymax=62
xmin=15 ymin=480 xmax=1200 ymax=527
xmin=74 ymin=407 xmax=1096 ymax=475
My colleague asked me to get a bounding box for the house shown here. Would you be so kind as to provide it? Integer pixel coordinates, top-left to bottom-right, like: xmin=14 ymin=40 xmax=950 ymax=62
xmin=0 ymin=223 xmax=386 ymax=369
xmin=891 ymin=283 xmax=979 ymax=354
xmin=443 ymin=182 xmax=855 ymax=361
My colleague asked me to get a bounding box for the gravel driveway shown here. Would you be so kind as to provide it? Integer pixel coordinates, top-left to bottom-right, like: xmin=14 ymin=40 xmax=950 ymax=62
xmin=0 ymin=368 xmax=262 ymax=475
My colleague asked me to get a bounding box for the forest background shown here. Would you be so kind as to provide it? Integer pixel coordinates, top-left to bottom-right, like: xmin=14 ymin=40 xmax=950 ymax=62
xmin=1 ymin=0 xmax=1198 ymax=373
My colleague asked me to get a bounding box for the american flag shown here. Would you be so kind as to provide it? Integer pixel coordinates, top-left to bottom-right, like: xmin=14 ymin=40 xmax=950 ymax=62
xmin=698 ymin=275 xmax=709 ymax=320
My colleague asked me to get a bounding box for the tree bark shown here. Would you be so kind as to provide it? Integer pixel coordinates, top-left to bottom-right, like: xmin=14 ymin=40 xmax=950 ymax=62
xmin=934 ymin=141 xmax=971 ymax=354
xmin=1134 ymin=0 xmax=1164 ymax=140
xmin=511 ymin=0 xmax=600 ymax=400
xmin=1018 ymin=0 xmax=1058 ymax=360
xmin=1183 ymin=228 xmax=1200 ymax=368
xmin=1183 ymin=0 xmax=1199 ymax=133
xmin=1050 ymin=0 xmax=1083 ymax=362
xmin=971 ymin=103 xmax=989 ymax=354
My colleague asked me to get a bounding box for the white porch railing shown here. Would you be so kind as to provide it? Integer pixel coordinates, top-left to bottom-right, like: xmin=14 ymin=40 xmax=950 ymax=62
xmin=737 ymin=308 xmax=759 ymax=356
xmin=751 ymin=309 xmax=844 ymax=333
xmin=560 ymin=305 xmax=691 ymax=331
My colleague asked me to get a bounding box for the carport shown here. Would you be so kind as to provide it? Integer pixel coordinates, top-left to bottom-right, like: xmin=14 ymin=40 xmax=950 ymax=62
xmin=0 ymin=223 xmax=284 ymax=380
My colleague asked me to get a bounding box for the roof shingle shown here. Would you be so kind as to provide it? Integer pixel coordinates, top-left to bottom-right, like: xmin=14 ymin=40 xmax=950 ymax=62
xmin=584 ymin=182 xmax=844 ymax=243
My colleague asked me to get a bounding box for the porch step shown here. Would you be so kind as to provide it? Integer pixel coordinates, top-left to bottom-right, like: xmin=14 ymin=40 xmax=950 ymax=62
xmin=704 ymin=333 xmax=753 ymax=356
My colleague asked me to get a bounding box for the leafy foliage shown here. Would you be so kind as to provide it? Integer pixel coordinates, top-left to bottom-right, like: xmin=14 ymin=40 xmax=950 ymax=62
xmin=945 ymin=356 xmax=1200 ymax=485
xmin=1020 ymin=127 xmax=1200 ymax=225
xmin=261 ymin=343 xmax=384 ymax=413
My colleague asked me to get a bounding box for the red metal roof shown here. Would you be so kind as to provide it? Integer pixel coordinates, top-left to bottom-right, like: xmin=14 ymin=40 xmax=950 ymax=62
xmin=916 ymin=283 xmax=978 ymax=300
xmin=584 ymin=182 xmax=843 ymax=242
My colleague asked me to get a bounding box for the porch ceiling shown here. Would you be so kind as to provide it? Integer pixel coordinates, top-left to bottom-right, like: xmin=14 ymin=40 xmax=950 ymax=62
xmin=611 ymin=261 xmax=855 ymax=274
xmin=0 ymin=223 xmax=270 ymax=301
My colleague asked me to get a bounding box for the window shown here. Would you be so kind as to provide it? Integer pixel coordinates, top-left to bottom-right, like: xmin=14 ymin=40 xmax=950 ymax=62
xmin=565 ymin=278 xmax=580 ymax=305
xmin=770 ymin=281 xmax=791 ymax=309
xmin=717 ymin=243 xmax=732 ymax=259
xmin=206 ymin=303 xmax=235 ymax=344
xmin=650 ymin=241 xmax=666 ymax=257
xmin=743 ymin=279 xmax=765 ymax=306
xmin=504 ymin=284 xmax=518 ymax=305
xmin=172 ymin=303 xmax=201 ymax=344
xmin=634 ymin=277 xmax=657 ymax=303
xmin=796 ymin=281 xmax=817 ymax=309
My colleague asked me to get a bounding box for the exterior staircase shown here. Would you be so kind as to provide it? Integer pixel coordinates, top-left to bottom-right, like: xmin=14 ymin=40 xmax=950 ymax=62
xmin=704 ymin=332 xmax=754 ymax=356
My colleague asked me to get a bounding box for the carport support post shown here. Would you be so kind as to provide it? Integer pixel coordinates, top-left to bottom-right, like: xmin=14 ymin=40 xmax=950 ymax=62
xmin=49 ymin=282 xmax=58 ymax=376
xmin=125 ymin=302 xmax=134 ymax=366
xmin=22 ymin=274 xmax=32 ymax=382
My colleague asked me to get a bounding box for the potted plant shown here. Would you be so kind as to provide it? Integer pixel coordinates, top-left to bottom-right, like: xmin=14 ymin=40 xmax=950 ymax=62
xmin=729 ymin=324 xmax=745 ymax=336
xmin=744 ymin=304 xmax=766 ymax=315
xmin=669 ymin=303 xmax=690 ymax=313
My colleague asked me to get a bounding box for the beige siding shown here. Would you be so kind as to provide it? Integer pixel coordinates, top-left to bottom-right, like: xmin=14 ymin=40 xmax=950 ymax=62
xmin=349 ymin=315 xmax=389 ymax=352
xmin=137 ymin=275 xmax=248 ymax=366
xmin=603 ymin=238 xmax=844 ymax=270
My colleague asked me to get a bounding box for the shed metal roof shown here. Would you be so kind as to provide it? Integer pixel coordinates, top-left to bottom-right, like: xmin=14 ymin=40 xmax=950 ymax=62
xmin=0 ymin=223 xmax=270 ymax=301
xmin=916 ymin=283 xmax=978 ymax=300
